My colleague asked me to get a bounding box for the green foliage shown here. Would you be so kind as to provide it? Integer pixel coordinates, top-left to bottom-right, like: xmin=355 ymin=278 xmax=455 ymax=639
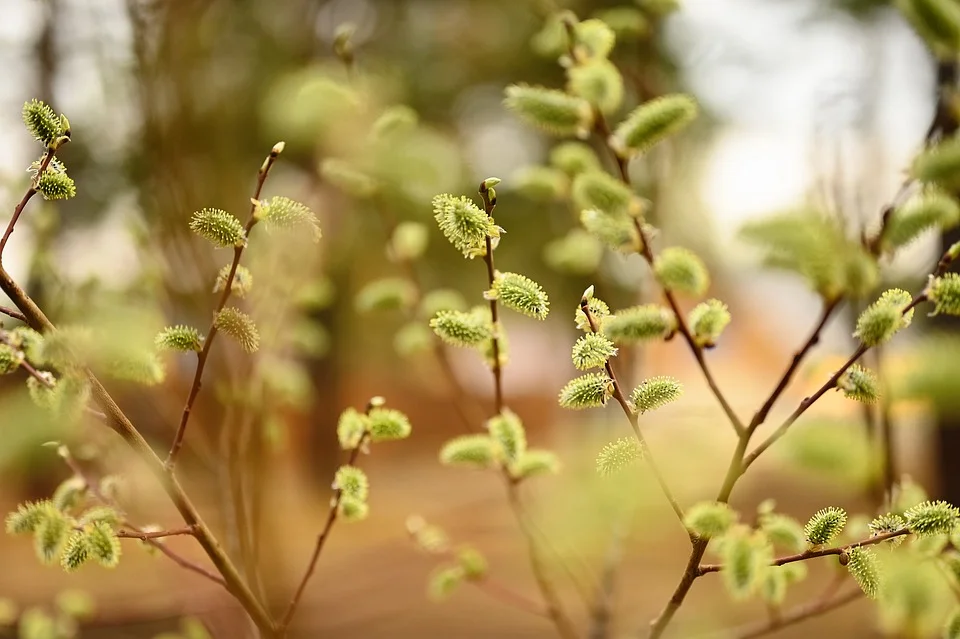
xmin=884 ymin=189 xmax=960 ymax=251
xmin=854 ymin=288 xmax=915 ymax=346
xmin=596 ymin=437 xmax=643 ymax=476
xmin=486 ymin=409 xmax=526 ymax=462
xmin=22 ymin=99 xmax=67 ymax=146
xmin=572 ymin=171 xmax=634 ymax=216
xmin=214 ymin=308 xmax=260 ymax=353
xmin=684 ymin=501 xmax=738 ymax=538
xmin=429 ymin=310 xmax=491 ymax=347
xmin=337 ymin=407 xmax=368 ymax=450
xmin=367 ymin=407 xmax=412 ymax=442
xmin=653 ymin=247 xmax=709 ymax=296
xmin=432 ymin=194 xmax=500 ymax=259
xmin=629 ymin=376 xmax=682 ymax=414
xmin=155 ymin=326 xmax=203 ymax=353
xmin=320 ymin=158 xmax=379 ymax=198
xmin=804 ymin=506 xmax=847 ymax=545
xmin=544 ymin=229 xmax=604 ymax=275
xmin=559 ymin=372 xmax=614 ymax=409
xmin=214 ymin=264 xmax=253 ymax=298
xmin=846 ymin=546 xmax=881 ymax=599
xmin=926 ymin=273 xmax=960 ymax=316
xmin=488 ymin=272 xmax=550 ymax=320
xmin=610 ymin=94 xmax=698 ymax=157
xmin=355 ymin=277 xmax=417 ymax=313
xmin=335 ymin=466 xmax=369 ymax=501
xmin=837 ymin=364 xmax=881 ymax=404
xmin=256 ymin=196 xmax=321 ymax=240
xmin=550 ymin=142 xmax=601 ymax=176
xmin=571 ymin=332 xmax=617 ymax=370
xmin=601 ymin=304 xmax=675 ymax=343
xmin=503 ymin=84 xmax=593 ymax=137
xmin=439 ymin=435 xmax=499 ymax=469
xmin=904 ymin=500 xmax=959 ymax=536
xmin=688 ymin=299 xmax=731 ymax=347
xmin=568 ymin=59 xmax=624 ymax=114
xmin=189 ymin=208 xmax=246 ymax=248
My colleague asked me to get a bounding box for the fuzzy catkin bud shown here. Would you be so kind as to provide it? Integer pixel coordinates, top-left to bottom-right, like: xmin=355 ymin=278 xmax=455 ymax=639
xmin=846 ymin=546 xmax=881 ymax=599
xmin=512 ymin=450 xmax=560 ymax=479
xmin=596 ymin=437 xmax=643 ymax=476
xmin=214 ymin=264 xmax=253 ymax=298
xmin=759 ymin=514 xmax=806 ymax=553
xmin=571 ymin=332 xmax=618 ymax=370
xmin=367 ymin=408 xmax=412 ymax=442
xmin=334 ymin=465 xmax=369 ymax=501
xmin=370 ymin=105 xmax=419 ymax=140
xmin=513 ymin=166 xmax=569 ymax=202
xmin=550 ymin=142 xmax=602 ymax=176
xmin=884 ymin=190 xmax=960 ymax=250
xmin=912 ymin=135 xmax=960 ymax=189
xmin=488 ymin=272 xmax=550 ymax=320
xmin=837 ymin=364 xmax=880 ymax=404
xmin=337 ymin=407 xmax=369 ymax=450
xmin=87 ymin=522 xmax=121 ymax=568
xmin=684 ymin=502 xmax=738 ymax=538
xmin=0 ymin=344 xmax=23 ymax=375
xmin=214 ymin=308 xmax=260 ymax=353
xmin=568 ymin=59 xmax=624 ymax=114
xmin=503 ymin=84 xmax=593 ymax=138
xmin=439 ymin=435 xmax=499 ymax=469
xmin=573 ymin=18 xmax=616 ymax=59
xmin=355 ymin=278 xmax=417 ymax=313
xmin=575 ymin=296 xmax=611 ymax=332
xmin=629 ymin=376 xmax=682 ymax=414
xmin=36 ymin=167 xmax=76 ymax=201
xmin=720 ymin=530 xmax=771 ymax=600
xmin=572 ymin=171 xmax=634 ymax=215
xmin=559 ymin=373 xmax=614 ymax=409
xmin=804 ymin=506 xmax=847 ymax=545
xmin=926 ymin=273 xmax=960 ymax=316
xmin=390 ymin=222 xmax=430 ymax=262
xmin=904 ymin=500 xmax=960 ymax=536
xmin=190 ymin=208 xmax=246 ymax=248
xmin=60 ymin=531 xmax=91 ymax=573
xmin=22 ymin=99 xmax=65 ymax=146
xmin=432 ymin=194 xmax=499 ymax=259
xmin=429 ymin=310 xmax=491 ymax=347
xmin=338 ymin=497 xmax=369 ymax=522
xmin=544 ymin=229 xmax=604 ymax=275
xmin=486 ymin=409 xmax=526 ymax=462
xmin=854 ymin=288 xmax=914 ymax=346
xmin=610 ymin=94 xmax=698 ymax=157
xmin=688 ymin=299 xmax=731 ymax=347
xmin=654 ymin=247 xmax=709 ymax=296
xmin=580 ymin=208 xmax=640 ymax=251
xmin=257 ymin=196 xmax=322 ymax=241
xmin=601 ymin=304 xmax=675 ymax=343
xmin=154 ymin=326 xmax=203 ymax=353
xmin=869 ymin=513 xmax=906 ymax=547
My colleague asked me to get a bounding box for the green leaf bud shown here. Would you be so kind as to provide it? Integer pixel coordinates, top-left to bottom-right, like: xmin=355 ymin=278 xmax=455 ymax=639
xmin=367 ymin=407 xmax=412 ymax=442
xmin=355 ymin=277 xmax=417 ymax=313
xmin=154 ymin=326 xmax=203 ymax=353
xmin=571 ymin=332 xmax=618 ymax=370
xmin=854 ymin=288 xmax=914 ymax=346
xmin=572 ymin=171 xmax=634 ymax=215
xmin=87 ymin=522 xmax=121 ymax=568
xmin=337 ymin=407 xmax=369 ymax=450
xmin=601 ymin=304 xmax=675 ymax=343
xmin=503 ymin=84 xmax=593 ymax=138
xmin=568 ymin=59 xmax=624 ymax=114
xmin=837 ymin=364 xmax=880 ymax=404
xmin=804 ymin=506 xmax=847 ymax=545
xmin=611 ymin=94 xmax=698 ymax=157
xmin=846 ymin=546 xmax=881 ymax=599
xmin=320 ymin=158 xmax=379 ymax=199
xmin=559 ymin=372 xmax=614 ymax=409
xmin=513 ymin=166 xmax=569 ymax=202
xmin=338 ymin=496 xmax=369 ymax=522
xmin=926 ymin=273 xmax=960 ymax=316
xmin=214 ymin=308 xmax=259 ymax=353
xmin=430 ymin=309 xmax=491 ymax=347
xmin=596 ymin=437 xmax=643 ymax=476
xmin=684 ymin=501 xmax=738 ymax=538
xmin=432 ymin=194 xmax=500 ymax=259
xmin=904 ymin=500 xmax=959 ymax=536
xmin=439 ymin=435 xmax=499 ymax=469
xmin=487 ymin=272 xmax=550 ymax=320
xmin=189 ymin=208 xmax=246 ymax=248
xmin=512 ymin=450 xmax=560 ymax=479
xmin=654 ymin=247 xmax=710 ymax=296
xmin=629 ymin=376 xmax=682 ymax=414
xmin=334 ymin=465 xmax=369 ymax=501
xmin=213 ymin=264 xmax=253 ymax=298
xmin=486 ymin=409 xmax=526 ymax=462
xmin=550 ymin=142 xmax=602 ymax=176
xmin=22 ymin=100 xmax=65 ymax=146
xmin=688 ymin=299 xmax=731 ymax=347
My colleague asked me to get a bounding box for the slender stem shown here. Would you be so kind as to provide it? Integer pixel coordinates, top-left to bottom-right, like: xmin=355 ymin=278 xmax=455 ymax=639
xmin=479 ymin=184 xmax=504 ymax=413
xmin=148 ymin=540 xmax=229 ymax=589
xmin=733 ymin=589 xmax=862 ymax=639
xmin=0 ymin=148 xmax=57 ymax=263
xmin=165 ymin=147 xmax=281 ymax=469
xmin=698 ymin=529 xmax=909 ymax=575
xmin=278 ymin=432 xmax=367 ymax=632
xmin=0 ymin=305 xmax=26 ymax=322
xmin=116 ymin=526 xmax=198 ymax=540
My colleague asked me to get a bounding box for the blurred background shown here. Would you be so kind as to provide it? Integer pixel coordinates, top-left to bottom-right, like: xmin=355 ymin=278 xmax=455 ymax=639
xmin=0 ymin=0 xmax=957 ymax=637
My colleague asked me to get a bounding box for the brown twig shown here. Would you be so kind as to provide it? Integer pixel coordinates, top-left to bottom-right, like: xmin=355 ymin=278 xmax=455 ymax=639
xmin=165 ymin=145 xmax=282 ymax=469
xmin=732 ymin=588 xmax=862 ymax=639
xmin=0 ymin=147 xmax=57 ymax=262
xmin=478 ymin=183 xmax=504 ymax=414
xmin=697 ymin=529 xmax=909 ymax=575
xmin=116 ymin=526 xmax=199 ymax=540
xmin=0 ymin=305 xmax=26 ymax=322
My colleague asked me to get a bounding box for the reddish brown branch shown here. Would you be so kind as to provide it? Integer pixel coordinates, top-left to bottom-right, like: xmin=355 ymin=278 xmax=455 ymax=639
xmin=0 ymin=148 xmax=57 ymax=262
xmin=117 ymin=526 xmax=198 ymax=540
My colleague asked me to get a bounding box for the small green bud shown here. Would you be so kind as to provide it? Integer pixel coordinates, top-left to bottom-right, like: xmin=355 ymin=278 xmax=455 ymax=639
xmin=846 ymin=546 xmax=881 ymax=599
xmin=457 ymin=546 xmax=488 ymax=580
xmin=580 ymin=208 xmax=641 ymax=251
xmin=487 ymin=272 xmax=550 ymax=320
xmin=428 ymin=565 xmax=465 ymax=600
xmin=337 ymin=407 xmax=369 ymax=450
xmin=654 ymin=247 xmax=710 ymax=296
xmin=367 ymin=407 xmax=412 ymax=442
xmin=87 ymin=521 xmax=121 ymax=568
xmin=573 ymin=18 xmax=616 ymax=59
xmin=837 ymin=364 xmax=881 ymax=404
xmin=595 ymin=437 xmax=643 ymax=476
xmin=35 ymin=166 xmax=76 ymax=201
xmin=568 ymin=59 xmax=624 ymax=114
xmin=926 ymin=273 xmax=960 ymax=316
xmin=853 ymin=288 xmax=914 ymax=346
xmin=482 ymin=177 xmax=501 ymax=190
xmin=572 ymin=171 xmax=634 ymax=215
xmin=575 ymin=296 xmax=610 ymax=332
xmin=355 ymin=277 xmax=417 ymax=313
xmin=338 ymin=496 xmax=369 ymax=522
xmin=60 ymin=530 xmax=91 ymax=573
xmin=511 ymin=450 xmax=560 ymax=479
xmin=257 ymin=196 xmax=321 ymax=241
xmin=5 ymin=501 xmax=51 ymax=535
xmin=22 ymin=99 xmax=65 ymax=146
xmin=884 ymin=189 xmax=960 ymax=250
xmin=571 ymin=332 xmax=618 ymax=370
xmin=720 ymin=529 xmax=771 ymax=600
xmin=610 ymin=94 xmax=698 ymax=157
xmin=154 ymin=326 xmax=204 ymax=353
xmin=804 ymin=506 xmax=847 ymax=545
xmin=189 ymin=208 xmax=246 ymax=248
xmin=439 ymin=435 xmax=499 ymax=469
xmin=334 ymin=465 xmax=369 ymax=501
xmin=601 ymin=304 xmax=676 ymax=343
xmin=558 ymin=372 xmax=614 ymax=409
xmin=513 ymin=166 xmax=569 ymax=202
xmin=486 ymin=409 xmax=526 ymax=462
xmin=912 ymin=134 xmax=960 ymax=188
xmin=214 ymin=307 xmax=260 ymax=353
xmin=432 ymin=194 xmax=500 ymax=259
xmin=869 ymin=513 xmax=906 ymax=547
xmin=550 ymin=142 xmax=602 ymax=176
xmin=684 ymin=501 xmax=738 ymax=538
xmin=904 ymin=500 xmax=959 ymax=536
xmin=389 ymin=221 xmax=430 ymax=262
xmin=688 ymin=299 xmax=731 ymax=347
xmin=429 ymin=310 xmax=491 ymax=347
xmin=629 ymin=376 xmax=682 ymax=414
xmin=503 ymin=84 xmax=593 ymax=138
xmin=213 ymin=264 xmax=253 ymax=298
xmin=759 ymin=513 xmax=806 ymax=553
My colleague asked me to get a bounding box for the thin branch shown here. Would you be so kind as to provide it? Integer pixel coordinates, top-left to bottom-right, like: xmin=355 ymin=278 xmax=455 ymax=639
xmin=479 ymin=183 xmax=505 ymax=414
xmin=476 ymin=576 xmax=551 ymax=618
xmin=148 ymin=540 xmax=229 ymax=589
xmin=165 ymin=146 xmax=281 ymax=469
xmin=698 ymin=529 xmax=909 ymax=575
xmin=0 ymin=305 xmax=26 ymax=322
xmin=733 ymin=589 xmax=862 ymax=639
xmin=116 ymin=526 xmax=198 ymax=540
xmin=0 ymin=147 xmax=57 ymax=262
